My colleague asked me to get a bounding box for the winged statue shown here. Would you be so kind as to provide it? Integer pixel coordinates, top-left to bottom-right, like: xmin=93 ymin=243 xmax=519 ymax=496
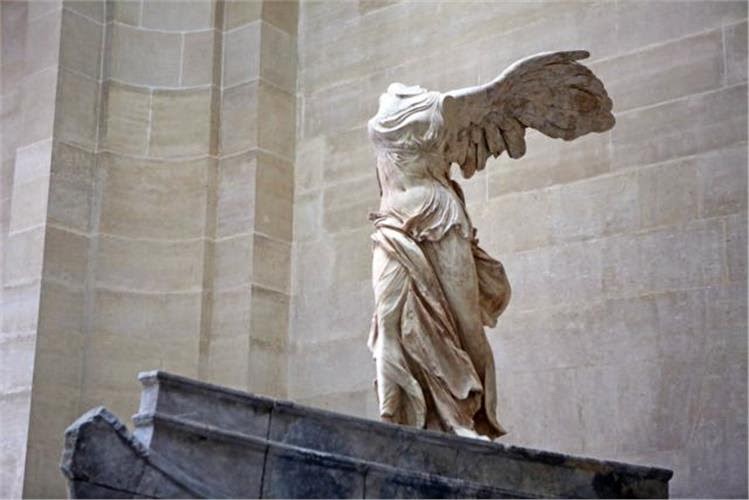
xmin=366 ymin=51 xmax=615 ymax=439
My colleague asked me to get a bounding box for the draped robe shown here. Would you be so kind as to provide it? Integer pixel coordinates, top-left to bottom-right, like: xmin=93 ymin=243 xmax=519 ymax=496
xmin=368 ymin=88 xmax=511 ymax=439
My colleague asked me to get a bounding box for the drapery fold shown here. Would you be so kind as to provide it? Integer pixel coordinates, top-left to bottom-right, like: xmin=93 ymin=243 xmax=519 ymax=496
xmin=369 ymin=224 xmax=509 ymax=438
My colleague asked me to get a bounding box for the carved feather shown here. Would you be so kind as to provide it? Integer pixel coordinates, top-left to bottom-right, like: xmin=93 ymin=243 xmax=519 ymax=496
xmin=442 ymin=50 xmax=615 ymax=178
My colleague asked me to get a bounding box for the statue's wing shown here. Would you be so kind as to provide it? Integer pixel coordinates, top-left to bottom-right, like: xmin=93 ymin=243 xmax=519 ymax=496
xmin=441 ymin=50 xmax=615 ymax=178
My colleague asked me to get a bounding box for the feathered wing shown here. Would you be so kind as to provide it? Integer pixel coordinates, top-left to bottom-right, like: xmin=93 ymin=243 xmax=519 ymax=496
xmin=440 ymin=50 xmax=615 ymax=178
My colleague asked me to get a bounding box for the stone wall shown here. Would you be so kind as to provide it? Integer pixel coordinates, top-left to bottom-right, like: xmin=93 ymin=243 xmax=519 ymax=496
xmin=289 ymin=1 xmax=748 ymax=498
xmin=1 ymin=2 xmax=61 ymax=497
xmin=209 ymin=0 xmax=297 ymax=398
xmin=1 ymin=1 xmax=297 ymax=497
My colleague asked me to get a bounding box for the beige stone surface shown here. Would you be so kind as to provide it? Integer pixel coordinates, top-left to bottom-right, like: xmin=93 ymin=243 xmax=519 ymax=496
xmin=248 ymin=339 xmax=287 ymax=397
xmin=255 ymin=152 xmax=293 ymax=240
xmin=55 ymin=69 xmax=98 ymax=150
xmin=90 ymin=288 xmax=202 ymax=354
xmin=109 ymin=23 xmax=182 ymax=87
xmin=216 ymin=152 xmax=256 ymax=238
xmin=66 ymin=0 xmax=105 ymax=22
xmin=0 ymin=4 xmax=62 ymax=498
xmin=250 ymin=285 xmax=289 ymax=346
xmin=97 ymin=154 xmax=208 ymax=239
xmin=1 ymin=94 xmax=23 ymax=161
xmin=141 ymin=0 xmax=213 ymax=31
xmin=1 ymin=15 xmax=26 ymax=94
xmin=223 ymin=0 xmax=261 ymax=30
xmin=206 ymin=333 xmax=249 ymax=388
xmin=100 ymin=81 xmax=150 ymax=156
xmin=479 ymin=190 xmax=552 ymax=254
xmin=13 ymin=140 xmax=53 ymax=186
xmin=550 ymin=171 xmax=639 ymax=244
xmin=106 ymin=0 xmax=139 ymax=25
xmin=697 ymin=146 xmax=748 ymax=218
xmin=638 ymin=159 xmax=699 ymax=228
xmin=322 ymin=177 xmax=379 ymax=233
xmin=252 ymin=234 xmax=291 ymax=292
xmin=96 ymin=236 xmax=205 ymax=292
xmin=725 ymin=21 xmax=748 ymax=85
xmin=213 ymin=234 xmax=253 ymax=290
xmin=614 ymin=1 xmax=746 ymax=55
xmin=149 ymin=89 xmax=212 ymax=157
xmin=293 ymin=190 xmax=321 ymax=242
xmin=220 ymin=82 xmax=258 ymax=154
xmin=1 ymin=283 xmax=41 ymax=335
xmin=612 ymin=84 xmax=747 ymax=169
xmin=487 ymin=131 xmax=611 ymax=198
xmin=726 ymin=214 xmax=748 ymax=284
xmin=0 ymin=334 xmax=36 ymax=394
xmin=289 ymin=337 xmax=374 ymax=399
xmin=603 ymin=220 xmax=726 ymax=296
xmin=210 ymin=288 xmax=252 ymax=340
xmin=60 ymin=9 xmax=103 ymax=79
xmin=223 ymin=22 xmax=261 ymax=88
xmin=260 ymin=22 xmax=297 ymax=94
xmin=9 ymin=175 xmax=50 ymax=233
xmin=262 ymin=0 xmax=298 ymax=35
xmin=23 ymin=67 xmax=59 ymax=146
xmin=296 ymin=388 xmax=378 ymax=420
xmin=294 ymin=136 xmax=325 ymax=193
xmin=4 ymin=227 xmax=46 ymax=287
xmin=0 ymin=392 xmax=32 ymax=499
xmin=182 ymin=30 xmax=216 ymax=87
xmin=321 ymin=127 xmax=371 ymax=183
xmin=42 ymin=226 xmax=88 ymax=286
xmin=257 ymin=82 xmax=295 ymax=160
xmin=591 ymin=29 xmax=724 ymax=112
xmin=47 ymin=142 xmax=94 ymax=232
xmin=24 ymin=9 xmax=62 ymax=78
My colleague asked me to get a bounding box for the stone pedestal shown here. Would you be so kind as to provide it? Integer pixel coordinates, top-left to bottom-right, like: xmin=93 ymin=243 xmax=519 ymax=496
xmin=61 ymin=371 xmax=672 ymax=498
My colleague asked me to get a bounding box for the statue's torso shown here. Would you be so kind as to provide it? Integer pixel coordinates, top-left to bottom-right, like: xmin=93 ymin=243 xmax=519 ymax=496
xmin=369 ymin=90 xmax=472 ymax=242
xmin=374 ymin=152 xmax=472 ymax=242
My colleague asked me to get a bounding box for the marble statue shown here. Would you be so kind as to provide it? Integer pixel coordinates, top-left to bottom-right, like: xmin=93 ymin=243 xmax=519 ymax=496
xmin=367 ymin=51 xmax=615 ymax=439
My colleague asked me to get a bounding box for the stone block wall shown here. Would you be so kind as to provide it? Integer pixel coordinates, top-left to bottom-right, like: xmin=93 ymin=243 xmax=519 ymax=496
xmin=210 ymin=0 xmax=297 ymax=397
xmin=289 ymin=1 xmax=748 ymax=498
xmin=1 ymin=2 xmax=61 ymax=497
xmin=1 ymin=1 xmax=297 ymax=497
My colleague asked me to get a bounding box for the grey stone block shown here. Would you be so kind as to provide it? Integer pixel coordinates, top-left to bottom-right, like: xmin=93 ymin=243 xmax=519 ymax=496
xmin=62 ymin=371 xmax=673 ymax=498
xmin=68 ymin=481 xmax=148 ymax=499
xmin=61 ymin=407 xmax=148 ymax=495
xmin=364 ymin=468 xmax=522 ymax=499
xmin=61 ymin=407 xmax=205 ymax=499
xmin=136 ymin=370 xmax=273 ymax=443
xmin=262 ymin=446 xmax=366 ymax=498
xmin=269 ymin=400 xmax=459 ymax=477
xmin=136 ymin=414 xmax=266 ymax=498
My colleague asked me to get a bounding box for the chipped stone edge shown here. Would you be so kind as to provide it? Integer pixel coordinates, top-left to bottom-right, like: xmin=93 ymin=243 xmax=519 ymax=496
xmin=60 ymin=406 xmax=224 ymax=499
xmin=139 ymin=370 xmax=674 ymax=483
xmin=134 ymin=409 xmax=533 ymax=499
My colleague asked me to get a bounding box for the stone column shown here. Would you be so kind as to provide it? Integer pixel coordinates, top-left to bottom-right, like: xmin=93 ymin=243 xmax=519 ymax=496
xmin=5 ymin=1 xmax=297 ymax=496
xmin=207 ymin=0 xmax=297 ymax=397
xmin=0 ymin=2 xmax=62 ymax=497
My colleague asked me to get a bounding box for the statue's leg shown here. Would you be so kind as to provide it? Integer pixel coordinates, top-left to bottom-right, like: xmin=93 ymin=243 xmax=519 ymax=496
xmin=421 ymin=229 xmax=486 ymax=366
xmin=375 ymin=354 xmax=402 ymax=422
xmin=421 ymin=228 xmax=506 ymax=437
xmin=371 ymin=243 xmax=414 ymax=426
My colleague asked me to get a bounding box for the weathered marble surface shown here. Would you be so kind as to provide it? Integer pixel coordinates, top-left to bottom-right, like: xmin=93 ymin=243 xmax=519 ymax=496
xmin=62 ymin=371 xmax=672 ymax=498
xmin=367 ymin=51 xmax=615 ymax=438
